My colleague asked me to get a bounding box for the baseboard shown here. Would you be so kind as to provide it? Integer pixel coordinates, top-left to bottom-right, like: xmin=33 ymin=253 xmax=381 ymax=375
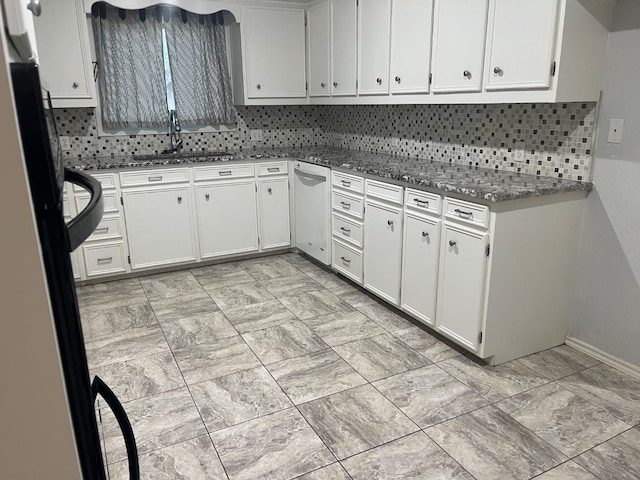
xmin=565 ymin=336 xmax=640 ymax=380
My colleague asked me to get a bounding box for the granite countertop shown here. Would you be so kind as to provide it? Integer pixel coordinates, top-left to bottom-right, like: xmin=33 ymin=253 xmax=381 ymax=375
xmin=66 ymin=147 xmax=592 ymax=203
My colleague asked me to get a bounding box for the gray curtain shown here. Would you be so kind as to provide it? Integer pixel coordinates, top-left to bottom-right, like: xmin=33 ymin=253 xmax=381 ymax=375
xmin=164 ymin=12 xmax=236 ymax=126
xmin=92 ymin=7 xmax=168 ymax=129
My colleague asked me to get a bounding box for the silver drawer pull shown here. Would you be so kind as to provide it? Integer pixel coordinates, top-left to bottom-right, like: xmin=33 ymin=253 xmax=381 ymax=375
xmin=454 ymin=208 xmax=473 ymax=218
xmin=95 ymin=227 xmax=109 ymax=234
xmin=340 ymin=256 xmax=351 ymax=264
xmin=340 ymin=201 xmax=351 ymax=209
xmin=340 ymin=227 xmax=351 ymax=235
xmin=449 ymin=240 xmax=457 ymax=247
xmin=218 ymin=171 xmax=232 ymax=176
xmin=97 ymin=257 xmax=113 ymax=265
xmin=148 ymin=175 xmax=162 ymax=182
xmin=267 ymin=167 xmax=280 ymax=172
xmin=341 ymin=180 xmax=351 ymax=186
xmin=422 ymin=231 xmax=429 ymax=237
xmin=414 ymin=198 xmax=429 ymax=206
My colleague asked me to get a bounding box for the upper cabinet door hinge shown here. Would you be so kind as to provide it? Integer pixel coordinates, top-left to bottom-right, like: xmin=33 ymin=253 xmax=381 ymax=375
xmin=551 ymin=61 xmax=557 ymax=76
xmin=478 ymin=331 xmax=483 ymax=344
xmin=255 ymin=184 xmax=257 ymax=193
xmin=486 ymin=244 xmax=490 ymax=257
xmin=120 ymin=196 xmax=124 ymax=206
xmin=429 ymin=73 xmax=433 ymax=85
xmin=306 ymin=81 xmax=308 ymax=91
xmin=356 ymin=0 xmax=359 ymax=5
xmin=304 ymin=15 xmax=307 ymax=26
xmin=127 ymin=255 xmax=131 ymax=265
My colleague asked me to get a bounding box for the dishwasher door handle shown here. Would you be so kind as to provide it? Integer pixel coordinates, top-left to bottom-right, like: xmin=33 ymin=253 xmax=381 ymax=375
xmin=294 ymin=167 xmax=327 ymax=181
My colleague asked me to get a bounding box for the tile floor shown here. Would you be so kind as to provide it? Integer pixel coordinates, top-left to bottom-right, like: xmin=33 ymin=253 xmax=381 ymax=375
xmin=77 ymin=253 xmax=640 ymax=480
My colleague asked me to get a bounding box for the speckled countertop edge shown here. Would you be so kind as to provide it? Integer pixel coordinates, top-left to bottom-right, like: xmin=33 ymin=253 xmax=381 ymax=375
xmin=65 ymin=147 xmax=592 ymax=203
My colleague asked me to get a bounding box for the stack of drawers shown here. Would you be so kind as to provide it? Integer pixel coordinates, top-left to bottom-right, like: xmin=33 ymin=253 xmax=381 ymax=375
xmin=331 ymin=171 xmax=365 ymax=284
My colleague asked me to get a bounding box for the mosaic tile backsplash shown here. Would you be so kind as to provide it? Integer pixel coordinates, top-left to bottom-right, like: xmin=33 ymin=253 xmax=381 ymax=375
xmin=56 ymin=102 xmax=597 ymax=181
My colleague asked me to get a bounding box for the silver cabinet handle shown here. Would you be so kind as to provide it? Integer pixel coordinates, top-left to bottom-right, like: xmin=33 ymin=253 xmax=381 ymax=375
xmin=494 ymin=67 xmax=503 ymax=75
xmin=333 ymin=81 xmax=338 ymax=87
xmin=449 ymin=240 xmax=457 ymax=247
xmin=340 ymin=227 xmax=351 ymax=235
xmin=218 ymin=171 xmax=232 ymax=176
xmin=148 ymin=175 xmax=162 ymax=182
xmin=376 ymin=78 xmax=382 ymax=85
xmin=268 ymin=188 xmax=272 ymax=194
xmin=267 ymin=167 xmax=280 ymax=172
xmin=422 ymin=231 xmax=429 ymax=237
xmin=454 ymin=208 xmax=473 ymax=218
xmin=387 ymin=220 xmax=394 ymax=226
xmin=96 ymin=256 xmax=112 ymax=265
xmin=177 ymin=196 xmax=182 ymax=204
xmin=340 ymin=256 xmax=351 ymax=264
xmin=256 ymin=84 xmax=261 ymax=89
xmin=414 ymin=198 xmax=429 ymax=206
xmin=341 ymin=180 xmax=351 ymax=187
xmin=395 ymin=76 xmax=401 ymax=83
xmin=321 ymin=82 xmax=326 ymax=88
xmin=340 ymin=201 xmax=351 ymax=208
xmin=205 ymin=193 xmax=210 ymax=201
xmin=72 ymin=82 xmax=79 ymax=89
xmin=95 ymin=227 xmax=109 ymax=234
xmin=463 ymin=70 xmax=471 ymax=78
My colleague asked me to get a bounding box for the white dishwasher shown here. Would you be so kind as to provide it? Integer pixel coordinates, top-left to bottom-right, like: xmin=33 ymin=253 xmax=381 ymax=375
xmin=293 ymin=161 xmax=331 ymax=265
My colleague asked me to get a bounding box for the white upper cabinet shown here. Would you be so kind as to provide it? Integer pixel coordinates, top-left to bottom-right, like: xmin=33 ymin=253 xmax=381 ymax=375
xmin=243 ymin=6 xmax=306 ymax=98
xmin=431 ymin=0 xmax=489 ymax=93
xmin=331 ymin=0 xmax=358 ymax=96
xmin=358 ymin=0 xmax=392 ymax=95
xmin=308 ymin=2 xmax=331 ymax=97
xmin=485 ymin=0 xmax=560 ymax=91
xmin=390 ymin=0 xmax=434 ymax=94
xmin=33 ymin=0 xmax=96 ymax=107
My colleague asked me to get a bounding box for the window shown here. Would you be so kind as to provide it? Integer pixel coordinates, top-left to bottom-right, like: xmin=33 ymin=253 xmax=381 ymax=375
xmin=91 ymin=4 xmax=236 ymax=133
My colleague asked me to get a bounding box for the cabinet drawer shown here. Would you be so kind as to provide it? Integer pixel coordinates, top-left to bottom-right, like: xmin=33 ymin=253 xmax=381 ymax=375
xmin=405 ymin=188 xmax=442 ymax=215
xmin=74 ymin=173 xmax=116 ymax=191
xmin=76 ymin=191 xmax=119 ymax=215
xmin=332 ymin=239 xmax=363 ymax=284
xmin=443 ymin=197 xmax=490 ymax=229
xmin=332 ymin=212 xmax=363 ymax=247
xmin=83 ymin=243 xmax=126 ymax=277
xmin=257 ymin=161 xmax=288 ymax=177
xmin=332 ymin=171 xmax=364 ymax=194
xmin=87 ymin=217 xmax=122 ymax=242
xmin=366 ymin=179 xmax=403 ymax=205
xmin=120 ymin=168 xmax=189 ymax=187
xmin=332 ymin=190 xmax=364 ymax=219
xmin=193 ymin=164 xmax=255 ymax=181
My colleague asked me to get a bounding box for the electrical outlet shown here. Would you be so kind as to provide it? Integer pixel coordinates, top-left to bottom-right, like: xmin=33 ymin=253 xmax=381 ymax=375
xmin=250 ymin=129 xmax=263 ymax=142
xmin=390 ymin=137 xmax=400 ymax=148
xmin=608 ymin=119 xmax=624 ymax=144
xmin=514 ymin=140 xmax=526 ymax=163
xmin=59 ymin=136 xmax=71 ymax=151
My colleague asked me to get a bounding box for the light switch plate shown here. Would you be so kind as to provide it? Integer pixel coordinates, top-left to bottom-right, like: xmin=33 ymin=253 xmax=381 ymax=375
xmin=608 ymin=119 xmax=624 ymax=144
xmin=250 ymin=129 xmax=263 ymax=142
xmin=59 ymin=136 xmax=71 ymax=151
xmin=514 ymin=140 xmax=526 ymax=162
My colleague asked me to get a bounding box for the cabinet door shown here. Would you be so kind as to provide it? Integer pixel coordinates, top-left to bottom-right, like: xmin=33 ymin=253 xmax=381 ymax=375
xmin=485 ymin=0 xmax=559 ymax=90
xmin=390 ymin=0 xmax=434 ymax=94
xmin=258 ymin=177 xmax=291 ymax=250
xmin=33 ymin=0 xmax=96 ymax=106
xmin=364 ymin=200 xmax=403 ymax=305
xmin=436 ymin=223 xmax=488 ymax=352
xmin=331 ymin=0 xmax=358 ymax=96
xmin=244 ymin=6 xmax=306 ymax=98
xmin=123 ymin=187 xmax=196 ymax=269
xmin=431 ymin=0 xmax=489 ymax=93
xmin=401 ymin=212 xmax=441 ymax=326
xmin=196 ymin=181 xmax=259 ymax=259
xmin=308 ymin=2 xmax=331 ymax=97
xmin=358 ymin=0 xmax=391 ymax=95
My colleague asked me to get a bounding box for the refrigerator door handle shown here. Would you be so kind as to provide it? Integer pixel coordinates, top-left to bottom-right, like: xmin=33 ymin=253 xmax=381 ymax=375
xmin=91 ymin=376 xmax=139 ymax=480
xmin=64 ymin=168 xmax=103 ymax=252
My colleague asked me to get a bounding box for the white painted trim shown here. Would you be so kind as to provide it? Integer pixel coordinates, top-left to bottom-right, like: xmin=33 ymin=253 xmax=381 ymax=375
xmin=565 ymin=336 xmax=640 ymax=380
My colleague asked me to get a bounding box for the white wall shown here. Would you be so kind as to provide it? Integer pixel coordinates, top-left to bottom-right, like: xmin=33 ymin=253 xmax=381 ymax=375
xmin=570 ymin=0 xmax=640 ymax=368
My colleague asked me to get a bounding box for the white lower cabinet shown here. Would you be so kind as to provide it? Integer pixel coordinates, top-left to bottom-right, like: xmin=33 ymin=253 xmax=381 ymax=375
xmin=258 ymin=177 xmax=291 ymax=250
xmin=363 ymin=199 xmax=403 ymax=305
xmin=400 ymin=211 xmax=441 ymax=326
xmin=83 ymin=243 xmax=127 ymax=277
xmin=122 ymin=186 xmax=197 ymax=270
xmin=436 ymin=222 xmax=489 ymax=352
xmin=196 ymin=180 xmax=259 ymax=259
xmin=332 ymin=238 xmax=363 ymax=283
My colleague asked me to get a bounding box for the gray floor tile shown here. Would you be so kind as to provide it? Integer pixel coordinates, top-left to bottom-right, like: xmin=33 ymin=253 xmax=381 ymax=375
xmin=299 ymin=384 xmax=419 ymax=460
xmin=535 ymin=461 xmax=598 ymax=480
xmin=85 ymin=325 xmax=170 ymax=369
xmin=207 ymin=282 xmax=275 ymax=310
xmin=426 ymin=406 xmax=566 ymax=480
xmin=357 ymin=303 xmax=413 ymax=332
xmin=191 ymin=262 xmax=254 ymax=290
xmin=211 ymin=408 xmax=334 ymax=480
xmin=393 ymin=325 xmax=462 ymax=363
xmin=333 ymin=333 xmax=430 ymax=382
xmin=173 ymin=336 xmax=261 ymax=384
xmin=102 ymin=387 xmax=206 ymax=463
xmin=150 ymin=292 xmax=219 ymax=319
xmin=342 ymin=431 xmax=473 ymax=480
xmin=558 ymin=363 xmax=640 ymax=425
xmin=91 ymin=353 xmax=185 ymax=403
xmin=438 ymin=355 xmax=550 ymax=402
xmin=279 ymin=252 xmax=312 ymax=267
xmin=496 ymin=383 xmax=629 ymax=456
xmin=280 ymin=289 xmax=353 ymax=320
xmin=77 ymin=278 xmax=147 ymax=311
xmin=268 ymin=349 xmax=366 ymax=405
xmin=517 ymin=345 xmax=600 ymax=381
xmin=373 ymin=364 xmax=489 ymax=428
xmin=240 ymin=256 xmax=302 ymax=282
xmin=304 ymin=268 xmax=350 ymax=291
xmin=330 ymin=284 xmax=378 ymax=308
xmin=223 ymin=300 xmax=296 ymax=333
xmin=301 ymin=310 xmax=386 ymax=347
xmin=157 ymin=310 xmax=237 ymax=350
xmin=241 ymin=321 xmax=328 ymax=364
xmin=574 ymin=427 xmax=640 ymax=480
xmin=260 ymin=273 xmax=324 ymax=298
xmin=107 ymin=435 xmax=228 ymax=480
xmin=140 ymin=270 xmax=205 ymax=301
xmin=190 ymin=366 xmax=292 ymax=432
xmin=296 ymin=463 xmax=350 ymax=480
xmin=80 ymin=303 xmax=157 ymax=342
